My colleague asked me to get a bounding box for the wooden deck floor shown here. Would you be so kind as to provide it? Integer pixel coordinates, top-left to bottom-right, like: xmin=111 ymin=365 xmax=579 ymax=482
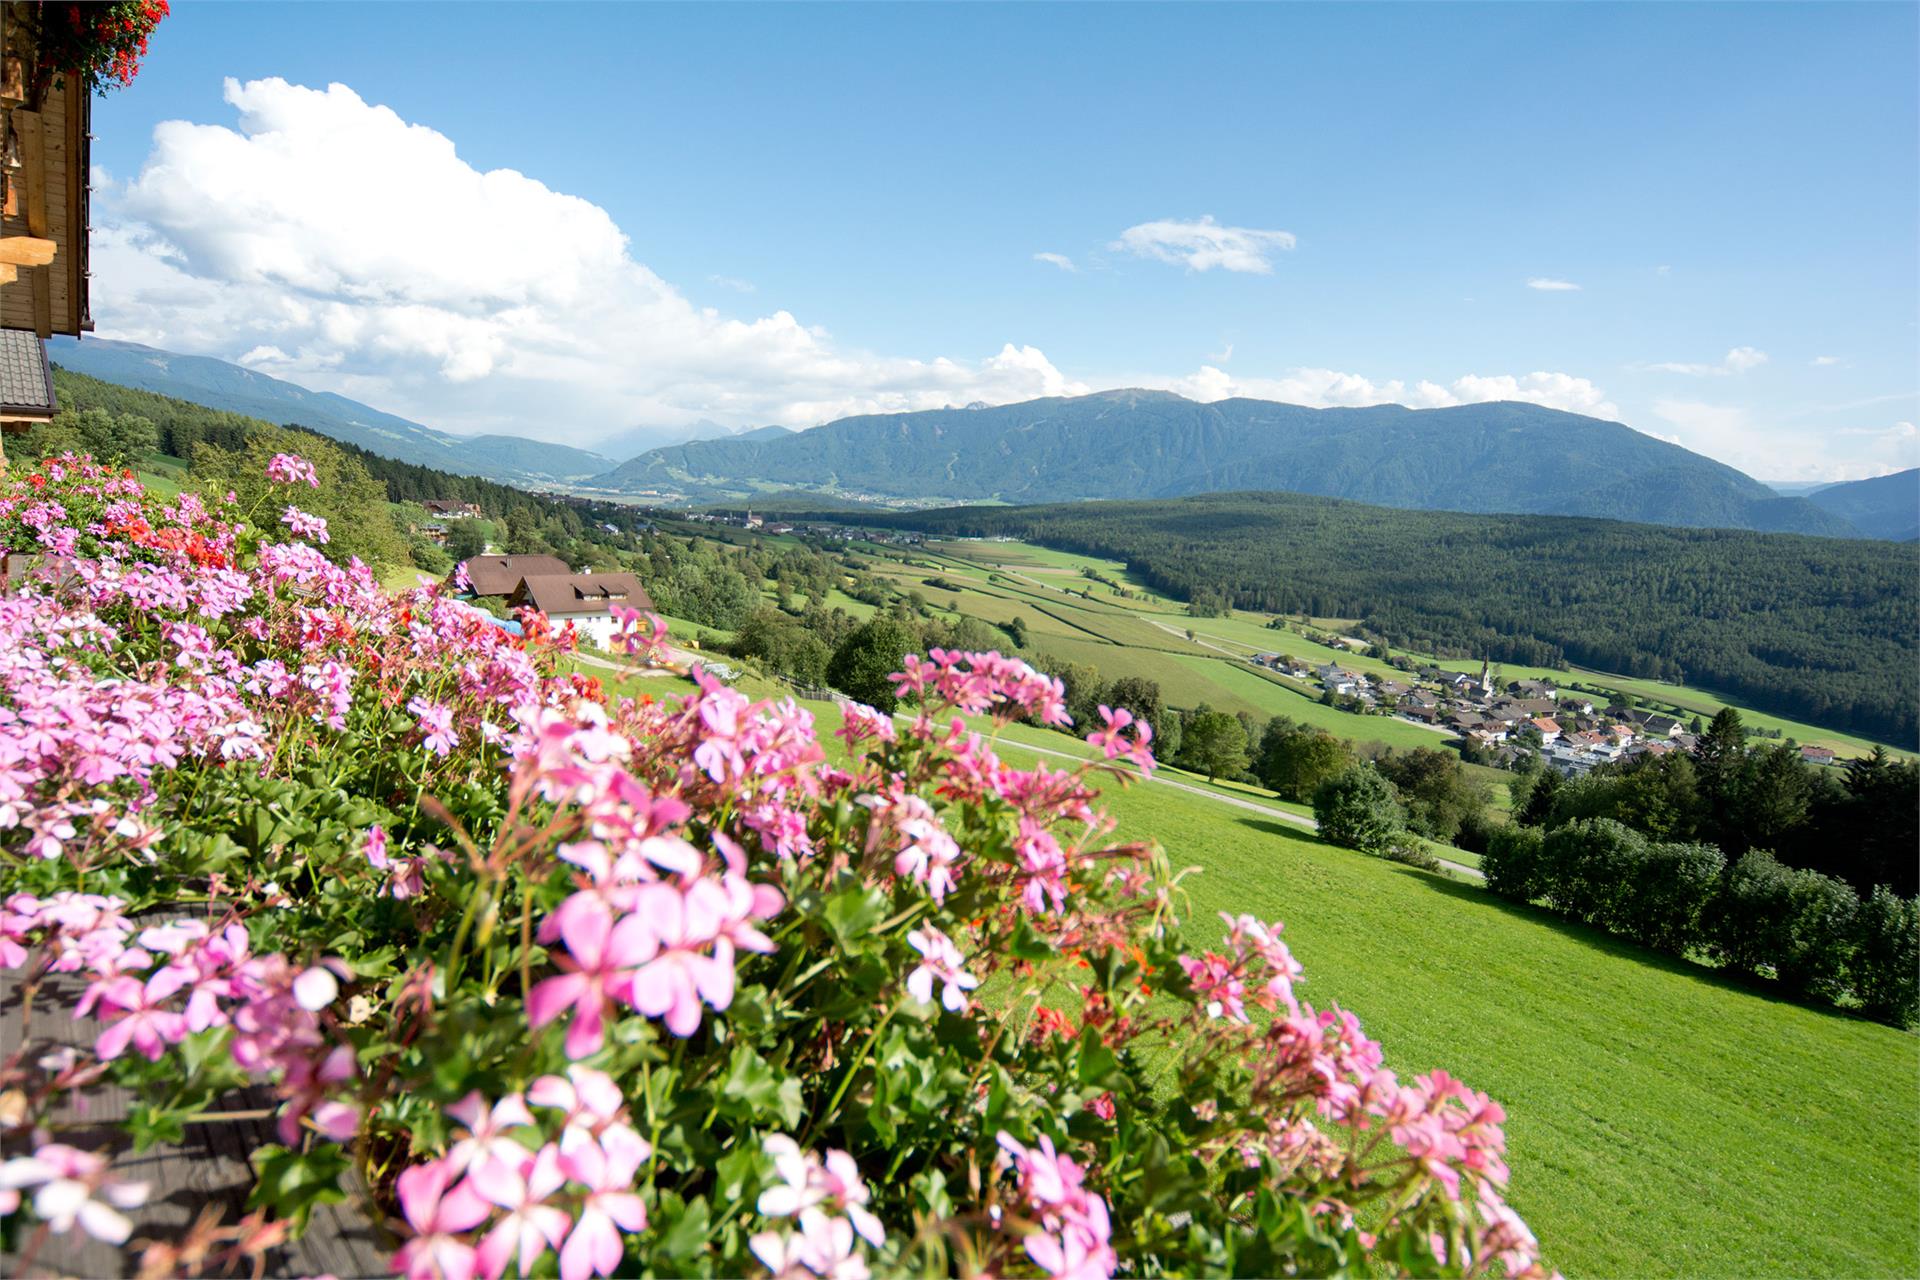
xmin=1 ymin=968 xmax=389 ymax=1278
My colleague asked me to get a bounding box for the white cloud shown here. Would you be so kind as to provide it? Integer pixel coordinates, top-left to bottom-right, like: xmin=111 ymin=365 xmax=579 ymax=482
xmin=1526 ymin=278 xmax=1581 ymax=291
xmin=1149 ymin=366 xmax=1620 ymax=420
xmin=1651 ymin=345 xmax=1766 ymax=376
xmin=1645 ymin=346 xmax=1769 ymax=376
xmin=92 ymin=78 xmax=1090 ymax=446
xmin=1032 ymin=252 xmax=1076 ymax=272
xmin=236 ymin=344 xmax=289 ymax=367
xmin=1652 ymin=400 xmax=1920 ymax=481
xmin=1112 ymin=215 xmax=1296 ymax=274
xmin=707 ymin=274 xmax=755 ymax=293
xmin=1207 ymin=341 xmax=1233 ymax=363
xmin=1811 ymin=355 xmax=1842 ymax=367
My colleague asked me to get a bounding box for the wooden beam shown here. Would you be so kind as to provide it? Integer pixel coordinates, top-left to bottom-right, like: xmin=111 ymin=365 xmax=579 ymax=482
xmin=15 ymin=108 xmax=51 ymax=337
xmin=15 ymin=109 xmax=47 ymax=237
xmin=0 ymin=236 xmax=56 ymax=266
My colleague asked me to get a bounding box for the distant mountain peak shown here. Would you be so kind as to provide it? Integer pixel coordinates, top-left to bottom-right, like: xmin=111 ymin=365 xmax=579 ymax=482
xmin=593 ymin=391 xmax=1866 ymax=537
xmin=51 ymin=337 xmax=611 ymax=486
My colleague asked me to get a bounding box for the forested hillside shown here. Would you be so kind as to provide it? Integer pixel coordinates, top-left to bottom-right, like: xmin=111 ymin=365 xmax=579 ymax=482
xmin=859 ymin=492 xmax=1918 ymax=746
xmin=51 ymin=338 xmax=612 ymax=485
xmin=600 ymin=390 xmax=1861 ymax=536
xmin=1807 ymin=468 xmax=1920 ymax=541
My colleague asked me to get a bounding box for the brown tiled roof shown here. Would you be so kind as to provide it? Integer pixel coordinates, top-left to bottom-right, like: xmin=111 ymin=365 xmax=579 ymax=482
xmin=509 ymin=572 xmax=655 ymax=617
xmin=455 ymin=554 xmax=570 ymax=597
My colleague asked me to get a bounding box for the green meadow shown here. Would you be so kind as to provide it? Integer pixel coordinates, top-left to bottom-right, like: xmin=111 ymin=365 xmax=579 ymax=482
xmin=572 ymin=652 xmax=1919 ymax=1279
xmin=916 ymin=538 xmax=1907 ymax=761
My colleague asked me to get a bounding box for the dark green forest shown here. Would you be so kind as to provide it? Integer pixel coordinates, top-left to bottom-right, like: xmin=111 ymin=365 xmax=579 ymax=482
xmin=848 ymin=492 xmax=1918 ymax=746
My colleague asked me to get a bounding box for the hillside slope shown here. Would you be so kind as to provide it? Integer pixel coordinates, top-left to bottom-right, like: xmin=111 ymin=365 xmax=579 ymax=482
xmin=51 ymin=338 xmax=611 ymax=486
xmin=597 ymin=390 xmax=1858 ymax=536
xmin=1807 ymin=468 xmax=1919 ymax=541
xmin=857 ymin=491 xmax=1917 ymax=746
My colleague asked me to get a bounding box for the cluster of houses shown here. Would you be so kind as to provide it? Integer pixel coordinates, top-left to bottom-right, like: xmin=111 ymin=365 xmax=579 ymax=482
xmin=1253 ymin=650 xmax=1850 ymax=773
xmin=667 ymin=509 xmax=925 ymax=546
xmin=448 ymin=554 xmax=655 ymax=650
xmin=1253 ymin=653 xmax=1710 ymax=774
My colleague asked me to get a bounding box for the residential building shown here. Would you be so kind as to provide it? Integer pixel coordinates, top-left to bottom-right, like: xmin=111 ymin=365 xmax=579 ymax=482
xmin=1800 ymin=745 xmax=1838 ymax=766
xmin=452 ymin=554 xmax=571 ymax=598
xmin=0 ymin=11 xmax=95 ymax=467
xmin=423 ymin=499 xmax=483 ymax=519
xmin=508 ymin=573 xmax=656 ymax=648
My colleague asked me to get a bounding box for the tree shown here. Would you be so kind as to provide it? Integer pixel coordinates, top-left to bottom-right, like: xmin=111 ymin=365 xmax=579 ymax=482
xmin=1255 ymin=719 xmax=1352 ymax=802
xmin=1312 ymin=765 xmax=1405 ymax=855
xmin=1514 ymin=767 xmax=1562 ymax=827
xmin=444 ymin=519 xmax=487 ymax=561
xmin=826 ymin=617 xmax=919 ymax=711
xmin=1375 ymin=747 xmax=1488 ymax=843
xmin=1105 ymin=677 xmax=1176 ymax=755
xmin=1177 ymin=707 xmax=1249 ymax=782
xmin=504 ymin=507 xmax=551 ymax=555
xmin=188 ymin=427 xmax=407 ymax=568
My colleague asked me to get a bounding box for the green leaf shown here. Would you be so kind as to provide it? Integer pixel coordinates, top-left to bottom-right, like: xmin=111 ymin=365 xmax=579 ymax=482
xmin=249 ymin=1144 xmax=350 ymax=1233
xmin=659 ymin=1193 xmax=713 ymax=1263
xmin=821 ymin=883 xmax=889 ymax=953
xmin=717 ymin=1043 xmax=802 ymax=1127
xmin=1007 ymin=914 xmax=1054 ymax=961
xmin=1076 ymin=1026 xmax=1120 ymax=1088
xmin=126 ymin=1103 xmax=187 ymax=1151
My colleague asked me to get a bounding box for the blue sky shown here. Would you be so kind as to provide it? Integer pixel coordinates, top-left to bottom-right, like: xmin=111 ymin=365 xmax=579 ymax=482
xmin=88 ymin=2 xmax=1917 ymax=479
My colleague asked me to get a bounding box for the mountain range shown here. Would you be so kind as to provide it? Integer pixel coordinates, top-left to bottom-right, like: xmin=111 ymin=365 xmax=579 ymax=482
xmin=595 ymin=389 xmax=1869 ymax=537
xmin=49 ymin=339 xmax=613 ymax=487
xmin=1803 ymin=469 xmax=1920 ymax=541
xmin=48 ymin=340 xmax=1912 ymax=539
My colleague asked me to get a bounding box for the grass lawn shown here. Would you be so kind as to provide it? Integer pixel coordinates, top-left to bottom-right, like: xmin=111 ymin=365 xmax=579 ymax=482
xmin=1092 ymin=782 xmax=1920 ymax=1279
xmin=596 ymin=668 xmax=1914 ymax=1277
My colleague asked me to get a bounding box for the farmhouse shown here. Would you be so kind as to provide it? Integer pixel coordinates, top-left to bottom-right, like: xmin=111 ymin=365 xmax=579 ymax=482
xmin=1800 ymin=745 xmax=1838 ymax=766
xmin=453 ymin=554 xmax=571 ymax=598
xmin=0 ymin=16 xmax=94 ymax=467
xmin=423 ymin=499 xmax=483 ymax=519
xmin=508 ymin=572 xmax=655 ymax=648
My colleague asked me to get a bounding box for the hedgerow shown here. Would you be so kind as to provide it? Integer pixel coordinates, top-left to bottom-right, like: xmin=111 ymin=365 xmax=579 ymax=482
xmin=1480 ymin=818 xmax=1916 ymax=1026
xmin=0 ymin=455 xmax=1553 ymax=1278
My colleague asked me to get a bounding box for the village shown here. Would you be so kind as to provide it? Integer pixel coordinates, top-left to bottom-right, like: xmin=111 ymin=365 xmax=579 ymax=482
xmin=1249 ymin=649 xmax=1843 ymax=775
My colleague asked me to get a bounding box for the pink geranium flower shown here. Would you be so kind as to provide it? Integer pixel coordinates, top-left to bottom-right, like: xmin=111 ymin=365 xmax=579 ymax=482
xmin=625 ymin=880 xmax=736 ymax=1037
xmin=527 ymin=898 xmax=654 ymax=1059
xmin=472 ymin=1143 xmax=571 ymax=1280
xmin=393 ymin=1159 xmax=492 ymax=1280
xmin=904 ymin=925 xmax=979 ymax=1013
xmin=0 ymin=1144 xmax=149 ymax=1244
xmin=556 ymin=1126 xmax=651 ymax=1280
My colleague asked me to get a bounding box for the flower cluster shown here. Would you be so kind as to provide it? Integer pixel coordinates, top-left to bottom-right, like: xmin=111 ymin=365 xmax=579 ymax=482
xmin=395 ymin=1077 xmax=652 ymax=1280
xmin=751 ymin=1135 xmax=885 ymax=1280
xmin=265 ymin=451 xmax=320 ymax=488
xmin=997 ymin=1132 xmax=1116 ymax=1280
xmin=890 ymin=648 xmax=1072 ymax=727
xmin=0 ymin=453 xmax=1552 ymax=1280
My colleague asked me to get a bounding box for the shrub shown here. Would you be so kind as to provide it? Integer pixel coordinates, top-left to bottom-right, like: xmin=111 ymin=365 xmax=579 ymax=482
xmin=1617 ymin=841 xmax=1725 ymax=956
xmin=1384 ymin=835 xmax=1443 ymax=873
xmin=1481 ymin=824 xmax=1547 ymax=903
xmin=1852 ymin=886 xmax=1920 ymax=1028
xmin=825 ymin=615 xmax=919 ymax=710
xmin=1710 ymin=851 xmax=1860 ymax=1001
xmin=1540 ymin=819 xmax=1647 ymax=928
xmin=1312 ymin=765 xmax=1405 ymax=855
xmin=0 ymin=456 xmax=1553 ymax=1279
